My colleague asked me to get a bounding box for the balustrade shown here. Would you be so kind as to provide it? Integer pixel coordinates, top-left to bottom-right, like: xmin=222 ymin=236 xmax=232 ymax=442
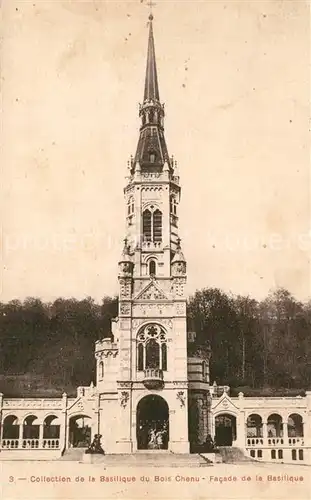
xmin=143 ymin=368 xmax=164 ymax=390
xmin=267 ymin=437 xmax=284 ymax=446
xmin=144 ymin=368 xmax=163 ymax=380
xmin=22 ymin=439 xmax=39 ymax=449
xmin=288 ymin=437 xmax=303 ymax=446
xmin=43 ymin=439 xmax=60 ymax=449
xmin=2 ymin=439 xmax=19 ymax=449
xmin=246 ymin=438 xmax=264 ymax=447
xmin=1 ymin=438 xmax=60 ymax=450
xmin=246 ymin=437 xmax=304 ymax=448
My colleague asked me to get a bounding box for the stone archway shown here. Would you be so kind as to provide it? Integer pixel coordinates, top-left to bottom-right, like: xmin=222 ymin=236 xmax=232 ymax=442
xmin=136 ymin=395 xmax=169 ymax=450
xmin=215 ymin=413 xmax=237 ymax=446
xmin=288 ymin=413 xmax=304 ymax=437
xmin=68 ymin=415 xmax=92 ymax=448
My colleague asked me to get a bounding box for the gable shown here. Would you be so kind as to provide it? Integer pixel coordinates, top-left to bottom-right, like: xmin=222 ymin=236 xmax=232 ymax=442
xmin=135 ymin=281 xmax=168 ymax=301
xmin=67 ymin=396 xmax=97 ymax=415
xmin=212 ymin=393 xmax=239 ymax=413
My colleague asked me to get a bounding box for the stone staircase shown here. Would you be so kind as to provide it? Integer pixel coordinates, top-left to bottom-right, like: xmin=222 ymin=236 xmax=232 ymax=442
xmin=60 ymin=450 xmax=212 ymax=467
xmin=217 ymin=447 xmax=255 ymax=463
xmin=59 ymin=448 xmax=86 ymax=461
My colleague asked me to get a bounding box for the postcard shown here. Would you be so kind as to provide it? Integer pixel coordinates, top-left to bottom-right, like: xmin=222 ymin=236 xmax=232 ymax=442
xmin=0 ymin=1 xmax=310 ymax=499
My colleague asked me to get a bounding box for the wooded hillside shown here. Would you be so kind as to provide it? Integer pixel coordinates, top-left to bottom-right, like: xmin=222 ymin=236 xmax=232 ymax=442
xmin=0 ymin=288 xmax=310 ymax=396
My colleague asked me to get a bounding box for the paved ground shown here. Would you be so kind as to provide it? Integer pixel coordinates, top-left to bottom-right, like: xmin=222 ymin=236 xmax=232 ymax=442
xmin=0 ymin=460 xmax=310 ymax=499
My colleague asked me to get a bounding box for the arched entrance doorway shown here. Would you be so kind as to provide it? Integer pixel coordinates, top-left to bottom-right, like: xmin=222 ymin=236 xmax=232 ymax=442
xmin=215 ymin=414 xmax=236 ymax=446
xmin=69 ymin=415 xmax=91 ymax=448
xmin=136 ymin=395 xmax=169 ymax=450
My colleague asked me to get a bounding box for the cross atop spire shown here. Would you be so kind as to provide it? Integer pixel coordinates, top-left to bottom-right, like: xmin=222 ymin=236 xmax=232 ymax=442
xmin=147 ymin=1 xmax=156 ymax=19
xmin=144 ymin=11 xmax=160 ymax=102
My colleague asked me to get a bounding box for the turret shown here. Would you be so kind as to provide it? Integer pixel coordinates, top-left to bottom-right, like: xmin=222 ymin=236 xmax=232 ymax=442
xmin=171 ymin=238 xmax=187 ymax=276
xmin=118 ymin=238 xmax=134 ymax=278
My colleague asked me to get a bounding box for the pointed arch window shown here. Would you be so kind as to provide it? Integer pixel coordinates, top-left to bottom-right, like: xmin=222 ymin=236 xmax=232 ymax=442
xmin=137 ymin=324 xmax=167 ymax=372
xmin=145 ymin=339 xmax=160 ymax=369
xmin=149 ymin=260 xmax=156 ymax=276
xmin=161 ymin=343 xmax=167 ymax=371
xmin=143 ymin=208 xmax=162 ymax=243
xmin=153 ymin=210 xmax=162 ymax=242
xmin=143 ymin=210 xmax=152 ymax=241
xmin=137 ymin=343 xmax=144 ymax=371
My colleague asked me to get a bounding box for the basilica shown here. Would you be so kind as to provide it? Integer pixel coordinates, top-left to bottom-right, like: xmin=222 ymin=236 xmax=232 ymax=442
xmin=0 ymin=15 xmax=310 ymax=465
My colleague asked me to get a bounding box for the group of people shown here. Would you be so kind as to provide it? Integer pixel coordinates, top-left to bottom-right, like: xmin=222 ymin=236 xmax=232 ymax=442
xmin=148 ymin=426 xmax=166 ymax=449
xmin=138 ymin=419 xmax=168 ymax=450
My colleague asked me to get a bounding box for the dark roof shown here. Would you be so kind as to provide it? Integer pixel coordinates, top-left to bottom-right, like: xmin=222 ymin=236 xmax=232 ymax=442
xmin=144 ymin=18 xmax=160 ymax=103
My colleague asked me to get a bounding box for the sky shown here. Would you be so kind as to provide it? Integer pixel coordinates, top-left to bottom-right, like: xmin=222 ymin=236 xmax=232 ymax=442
xmin=1 ymin=0 xmax=310 ymax=303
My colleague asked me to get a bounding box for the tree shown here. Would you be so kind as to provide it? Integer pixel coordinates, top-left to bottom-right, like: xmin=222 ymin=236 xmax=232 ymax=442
xmin=234 ymin=295 xmax=260 ymax=386
xmin=187 ymin=288 xmax=240 ymax=384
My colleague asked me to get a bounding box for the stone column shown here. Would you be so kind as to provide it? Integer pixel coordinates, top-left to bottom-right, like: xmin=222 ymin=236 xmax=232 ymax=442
xmin=235 ymin=393 xmax=245 ymax=448
xmin=301 ymin=421 xmax=305 ymax=443
xmin=19 ymin=419 xmax=24 ymax=449
xmin=236 ymin=411 xmax=246 ymax=448
xmin=283 ymin=416 xmax=288 ymax=442
xmin=262 ymin=421 xmax=268 ymax=444
xmin=39 ymin=423 xmax=44 ymax=448
xmin=60 ymin=392 xmax=67 ymax=454
xmin=116 ymin=390 xmax=133 ymax=453
xmin=170 ymin=392 xmax=189 ymax=454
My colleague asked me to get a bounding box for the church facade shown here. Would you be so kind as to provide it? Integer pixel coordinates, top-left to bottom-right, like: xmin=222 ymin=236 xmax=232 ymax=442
xmin=94 ymin=13 xmax=201 ymax=455
xmin=0 ymin=15 xmax=310 ymax=465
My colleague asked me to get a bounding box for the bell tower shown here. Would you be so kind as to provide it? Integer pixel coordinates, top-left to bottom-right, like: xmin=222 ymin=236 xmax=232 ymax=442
xmin=96 ymin=13 xmax=189 ymax=454
xmin=123 ymin=13 xmax=182 ymax=277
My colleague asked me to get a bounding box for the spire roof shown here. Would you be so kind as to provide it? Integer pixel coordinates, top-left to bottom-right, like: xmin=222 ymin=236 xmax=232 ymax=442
xmin=143 ymin=14 xmax=160 ymax=103
xmin=132 ymin=14 xmax=172 ymax=173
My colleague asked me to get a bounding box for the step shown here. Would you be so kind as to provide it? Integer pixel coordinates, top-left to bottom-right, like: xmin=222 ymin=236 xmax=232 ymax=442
xmin=60 ymin=451 xmax=212 ymax=467
xmin=217 ymin=447 xmax=255 ymax=463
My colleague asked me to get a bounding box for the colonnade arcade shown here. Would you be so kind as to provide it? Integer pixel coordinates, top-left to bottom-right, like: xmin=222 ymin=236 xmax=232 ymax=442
xmin=244 ymin=411 xmax=306 ymax=462
xmin=212 ymin=410 xmax=305 ymax=449
xmin=1 ymin=414 xmax=61 ymax=449
xmin=1 ymin=412 xmax=94 ymax=451
xmin=246 ymin=412 xmax=304 ymax=441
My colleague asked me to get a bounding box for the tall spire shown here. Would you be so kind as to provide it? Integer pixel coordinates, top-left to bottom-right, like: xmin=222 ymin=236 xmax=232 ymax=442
xmin=132 ymin=13 xmax=172 ymax=173
xmin=144 ymin=14 xmax=160 ymax=103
